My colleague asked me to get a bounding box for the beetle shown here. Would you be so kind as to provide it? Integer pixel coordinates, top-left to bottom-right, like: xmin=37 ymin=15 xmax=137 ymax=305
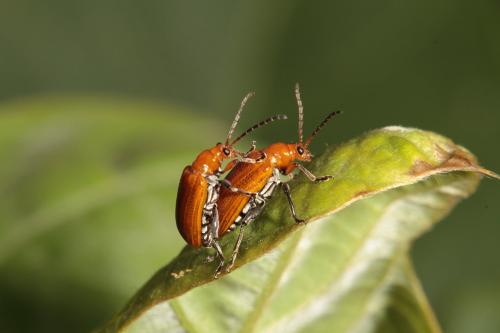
xmin=216 ymin=83 xmax=341 ymax=272
xmin=175 ymin=91 xmax=287 ymax=275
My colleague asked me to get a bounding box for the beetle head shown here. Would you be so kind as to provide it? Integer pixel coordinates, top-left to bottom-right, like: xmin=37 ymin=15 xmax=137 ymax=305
xmin=213 ymin=142 xmax=235 ymax=159
xmin=293 ymin=143 xmax=313 ymax=162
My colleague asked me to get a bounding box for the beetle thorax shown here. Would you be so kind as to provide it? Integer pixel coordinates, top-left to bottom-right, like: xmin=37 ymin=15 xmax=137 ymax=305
xmin=264 ymin=142 xmax=312 ymax=173
xmin=265 ymin=143 xmax=296 ymax=169
xmin=191 ymin=144 xmax=227 ymax=175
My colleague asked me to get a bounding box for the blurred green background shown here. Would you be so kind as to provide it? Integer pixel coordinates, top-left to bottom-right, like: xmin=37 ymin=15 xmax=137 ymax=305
xmin=0 ymin=1 xmax=499 ymax=332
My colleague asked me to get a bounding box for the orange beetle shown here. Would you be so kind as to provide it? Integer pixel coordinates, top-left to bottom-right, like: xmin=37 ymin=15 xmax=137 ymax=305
xmin=175 ymin=92 xmax=286 ymax=274
xmin=217 ymin=83 xmax=341 ymax=272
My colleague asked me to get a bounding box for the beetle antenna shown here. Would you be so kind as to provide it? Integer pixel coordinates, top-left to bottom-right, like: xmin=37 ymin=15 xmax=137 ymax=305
xmin=304 ymin=110 xmax=342 ymax=147
xmin=231 ymin=114 xmax=288 ymax=145
xmin=295 ymin=83 xmax=304 ymax=144
xmin=225 ymin=91 xmax=255 ymax=145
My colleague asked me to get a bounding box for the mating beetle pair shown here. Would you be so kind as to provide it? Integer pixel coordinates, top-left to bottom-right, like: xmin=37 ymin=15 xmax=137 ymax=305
xmin=175 ymin=84 xmax=340 ymax=277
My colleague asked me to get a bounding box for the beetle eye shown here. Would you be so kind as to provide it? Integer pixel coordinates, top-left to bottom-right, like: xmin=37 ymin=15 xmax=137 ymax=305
xmin=223 ymin=147 xmax=231 ymax=156
xmin=297 ymin=146 xmax=304 ymax=155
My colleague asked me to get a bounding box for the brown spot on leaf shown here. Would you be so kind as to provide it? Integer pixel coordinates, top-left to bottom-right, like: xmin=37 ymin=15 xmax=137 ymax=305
xmin=440 ymin=148 xmax=476 ymax=169
xmin=435 ymin=145 xmax=477 ymax=174
xmin=409 ymin=160 xmax=434 ymax=176
xmin=410 ymin=145 xmax=478 ymax=176
xmin=354 ymin=190 xmax=371 ymax=198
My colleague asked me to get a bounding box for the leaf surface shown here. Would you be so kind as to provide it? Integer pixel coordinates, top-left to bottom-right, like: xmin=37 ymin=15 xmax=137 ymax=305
xmin=99 ymin=126 xmax=498 ymax=333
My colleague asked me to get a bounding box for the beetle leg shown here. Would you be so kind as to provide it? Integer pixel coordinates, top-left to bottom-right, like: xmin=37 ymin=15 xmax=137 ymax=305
xmin=210 ymin=202 xmax=221 ymax=240
xmin=212 ymin=240 xmax=225 ymax=278
xmin=201 ymin=177 xmax=221 ymax=245
xmin=225 ymin=202 xmax=264 ymax=273
xmin=220 ymin=179 xmax=258 ymax=197
xmin=281 ymin=182 xmax=305 ymax=224
xmin=253 ymin=151 xmax=267 ymax=163
xmin=204 ymin=200 xmax=225 ymax=278
xmin=212 ymin=205 xmax=226 ymax=278
xmin=246 ymin=140 xmax=257 ymax=154
xmin=294 ymin=163 xmax=333 ymax=183
xmin=221 ymin=159 xmax=238 ymax=173
xmin=225 ymin=224 xmax=245 ymax=273
xmin=238 ymin=151 xmax=266 ymax=164
xmin=223 ymin=151 xmax=266 ymax=173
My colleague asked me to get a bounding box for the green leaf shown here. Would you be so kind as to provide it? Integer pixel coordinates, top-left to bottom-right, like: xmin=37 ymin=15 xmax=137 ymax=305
xmin=98 ymin=126 xmax=498 ymax=333
xmin=374 ymin=256 xmax=441 ymax=333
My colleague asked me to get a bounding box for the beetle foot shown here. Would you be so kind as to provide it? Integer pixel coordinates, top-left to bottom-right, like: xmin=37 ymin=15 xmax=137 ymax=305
xmin=225 ymin=260 xmax=236 ymax=273
xmin=314 ymin=175 xmax=334 ymax=183
xmin=251 ymin=192 xmax=264 ymax=202
xmin=295 ymin=218 xmax=307 ymax=225
xmin=225 ymin=250 xmax=240 ymax=273
xmin=213 ymin=261 xmax=225 ymax=279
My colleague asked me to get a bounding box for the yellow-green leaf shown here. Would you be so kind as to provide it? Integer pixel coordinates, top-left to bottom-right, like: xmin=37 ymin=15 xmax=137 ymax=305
xmin=99 ymin=126 xmax=498 ymax=333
